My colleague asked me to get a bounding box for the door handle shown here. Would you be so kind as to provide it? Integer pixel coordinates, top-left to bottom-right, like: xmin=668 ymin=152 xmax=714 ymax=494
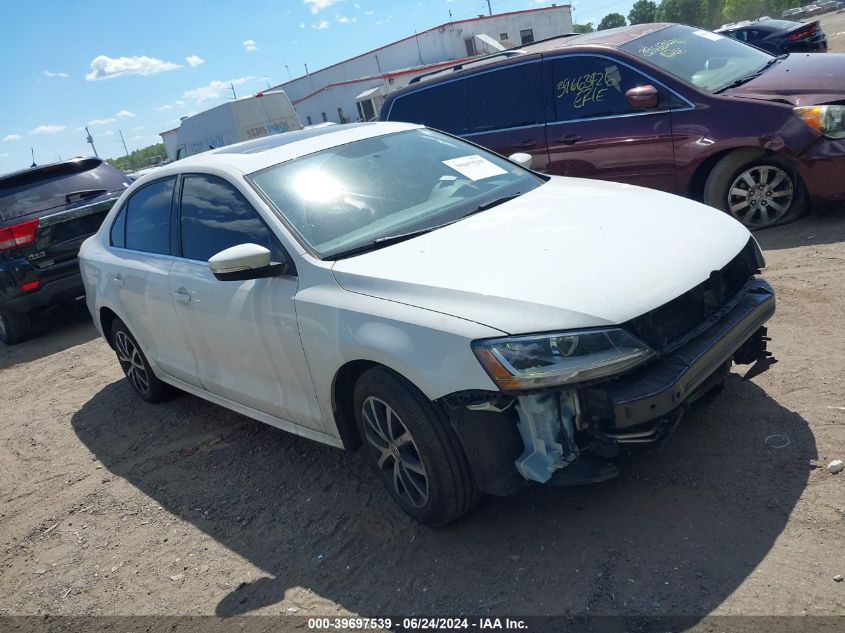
xmin=113 ymin=274 xmax=125 ymax=289
xmin=554 ymin=134 xmax=582 ymax=145
xmin=172 ymin=288 xmax=191 ymax=304
xmin=517 ymin=139 xmax=536 ymax=147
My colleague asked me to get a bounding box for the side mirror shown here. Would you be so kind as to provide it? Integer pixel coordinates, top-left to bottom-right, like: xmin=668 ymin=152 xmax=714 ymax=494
xmin=508 ymin=152 xmax=533 ymax=169
xmin=625 ymin=85 xmax=659 ymax=110
xmin=208 ymin=243 xmax=284 ymax=281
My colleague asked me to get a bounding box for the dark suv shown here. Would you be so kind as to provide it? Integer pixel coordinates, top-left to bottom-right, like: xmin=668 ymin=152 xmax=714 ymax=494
xmin=381 ymin=23 xmax=845 ymax=228
xmin=0 ymin=158 xmax=131 ymax=344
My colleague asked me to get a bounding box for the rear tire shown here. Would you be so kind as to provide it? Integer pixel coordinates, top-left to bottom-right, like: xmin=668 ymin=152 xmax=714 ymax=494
xmin=110 ymin=319 xmax=171 ymax=403
xmin=0 ymin=307 xmax=33 ymax=346
xmin=353 ymin=367 xmax=479 ymax=526
xmin=703 ymin=149 xmax=807 ymax=229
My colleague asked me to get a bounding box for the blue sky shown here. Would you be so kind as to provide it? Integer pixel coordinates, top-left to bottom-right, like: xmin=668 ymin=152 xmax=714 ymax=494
xmin=1 ymin=0 xmax=635 ymax=173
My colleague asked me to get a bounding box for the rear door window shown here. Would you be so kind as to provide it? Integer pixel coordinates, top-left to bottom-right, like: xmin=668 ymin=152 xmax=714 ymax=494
xmin=548 ymin=55 xmax=666 ymax=122
xmin=387 ymin=80 xmax=468 ymax=134
xmin=110 ymin=204 xmax=127 ymax=248
xmin=179 ymin=174 xmax=282 ymax=262
xmin=125 ymin=178 xmax=176 ymax=255
xmin=466 ymin=63 xmax=543 ymax=133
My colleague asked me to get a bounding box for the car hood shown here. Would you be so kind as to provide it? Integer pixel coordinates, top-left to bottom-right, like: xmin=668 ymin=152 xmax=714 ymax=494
xmin=331 ymin=178 xmax=751 ymax=335
xmin=724 ymin=53 xmax=845 ymax=106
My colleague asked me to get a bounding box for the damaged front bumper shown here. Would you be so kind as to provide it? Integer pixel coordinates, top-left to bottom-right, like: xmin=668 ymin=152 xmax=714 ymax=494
xmin=444 ymin=279 xmax=776 ymax=494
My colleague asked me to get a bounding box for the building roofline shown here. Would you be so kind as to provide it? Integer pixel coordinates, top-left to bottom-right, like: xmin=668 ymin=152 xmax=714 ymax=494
xmin=271 ymin=4 xmax=571 ymax=91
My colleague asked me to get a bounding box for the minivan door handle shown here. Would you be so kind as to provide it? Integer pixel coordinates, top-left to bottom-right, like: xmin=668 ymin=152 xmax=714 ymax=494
xmin=113 ymin=273 xmax=125 ymax=289
xmin=172 ymin=288 xmax=191 ymax=304
xmin=554 ymin=133 xmax=582 ymax=145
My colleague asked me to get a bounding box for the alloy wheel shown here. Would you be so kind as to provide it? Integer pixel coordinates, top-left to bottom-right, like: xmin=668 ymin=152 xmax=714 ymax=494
xmin=727 ymin=165 xmax=794 ymax=227
xmin=361 ymin=396 xmax=429 ymax=508
xmin=114 ymin=330 xmax=150 ymax=395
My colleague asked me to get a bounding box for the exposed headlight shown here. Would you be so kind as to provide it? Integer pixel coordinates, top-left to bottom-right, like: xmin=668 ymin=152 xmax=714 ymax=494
xmin=793 ymin=105 xmax=845 ymax=139
xmin=471 ymin=328 xmax=654 ymax=391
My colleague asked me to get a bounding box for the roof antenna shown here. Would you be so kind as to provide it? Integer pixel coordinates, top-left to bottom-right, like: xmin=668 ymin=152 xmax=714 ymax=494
xmin=30 ymin=147 xmax=36 ymax=168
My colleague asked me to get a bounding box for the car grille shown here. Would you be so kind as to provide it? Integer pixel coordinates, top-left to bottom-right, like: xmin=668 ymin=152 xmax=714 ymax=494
xmin=622 ymin=238 xmax=759 ymax=351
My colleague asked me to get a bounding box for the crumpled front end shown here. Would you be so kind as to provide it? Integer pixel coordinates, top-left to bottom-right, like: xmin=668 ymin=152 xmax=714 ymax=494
xmin=443 ymin=238 xmax=777 ymax=494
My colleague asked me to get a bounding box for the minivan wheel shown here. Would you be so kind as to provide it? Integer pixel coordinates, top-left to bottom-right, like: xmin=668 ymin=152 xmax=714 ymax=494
xmin=353 ymin=367 xmax=479 ymax=526
xmin=110 ymin=319 xmax=171 ymax=403
xmin=704 ymin=150 xmax=807 ymax=228
xmin=0 ymin=307 xmax=33 ymax=346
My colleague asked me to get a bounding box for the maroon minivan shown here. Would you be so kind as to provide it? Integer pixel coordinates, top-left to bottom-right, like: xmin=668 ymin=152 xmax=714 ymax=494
xmin=380 ymin=23 xmax=845 ymax=228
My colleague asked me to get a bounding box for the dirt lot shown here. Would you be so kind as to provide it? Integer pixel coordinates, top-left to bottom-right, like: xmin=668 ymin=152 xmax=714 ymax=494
xmin=0 ymin=208 xmax=843 ymax=621
xmin=822 ymin=10 xmax=845 ymax=52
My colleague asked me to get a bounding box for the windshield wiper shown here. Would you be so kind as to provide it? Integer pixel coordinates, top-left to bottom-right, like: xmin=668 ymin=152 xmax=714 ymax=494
xmin=714 ymin=54 xmax=788 ymax=93
xmin=329 ymin=192 xmax=524 ymax=259
xmin=65 ymin=189 xmax=108 ymax=204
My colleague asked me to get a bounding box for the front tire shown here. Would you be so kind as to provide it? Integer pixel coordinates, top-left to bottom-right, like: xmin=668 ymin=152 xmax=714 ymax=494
xmin=703 ymin=149 xmax=807 ymax=228
xmin=353 ymin=367 xmax=479 ymax=526
xmin=110 ymin=319 xmax=171 ymax=403
xmin=0 ymin=307 xmax=33 ymax=346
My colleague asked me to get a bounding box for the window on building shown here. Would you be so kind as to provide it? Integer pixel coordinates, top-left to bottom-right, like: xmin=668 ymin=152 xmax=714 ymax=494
xmin=549 ymin=55 xmax=667 ymax=122
xmin=465 ymin=37 xmax=477 ymax=56
xmin=520 ymin=28 xmax=535 ymax=45
xmin=124 ymin=178 xmax=176 ymax=255
xmin=306 ymin=115 xmax=313 ymax=125
xmin=387 ymin=80 xmax=468 ymax=134
xmin=179 ymin=174 xmax=282 ymax=262
xmin=466 ymin=62 xmax=543 ymax=133
xmin=321 ymin=112 xmax=328 ymax=123
xmin=499 ymin=32 xmax=508 ymax=41
xmin=337 ymin=107 xmax=346 ymax=123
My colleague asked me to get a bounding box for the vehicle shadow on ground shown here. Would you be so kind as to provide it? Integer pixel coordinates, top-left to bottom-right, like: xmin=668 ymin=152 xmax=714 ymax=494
xmin=71 ymin=373 xmax=815 ymax=617
xmin=754 ymin=207 xmax=845 ymax=251
xmin=0 ymin=304 xmax=98 ymax=370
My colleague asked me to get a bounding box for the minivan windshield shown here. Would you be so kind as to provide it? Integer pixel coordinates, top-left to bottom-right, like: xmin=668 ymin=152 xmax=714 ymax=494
xmin=622 ymin=25 xmax=775 ymax=93
xmin=249 ymin=128 xmax=544 ymax=259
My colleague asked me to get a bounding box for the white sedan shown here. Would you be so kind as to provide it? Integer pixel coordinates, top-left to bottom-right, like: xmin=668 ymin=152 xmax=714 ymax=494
xmin=80 ymin=122 xmax=776 ymax=525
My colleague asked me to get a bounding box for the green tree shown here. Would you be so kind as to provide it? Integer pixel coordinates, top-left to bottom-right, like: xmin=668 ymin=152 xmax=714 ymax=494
xmin=598 ymin=12 xmax=627 ymax=30
xmin=573 ymin=22 xmax=595 ymax=33
xmin=656 ymin=0 xmax=707 ymax=26
xmin=628 ymin=0 xmax=658 ymax=24
xmin=106 ymin=142 xmax=167 ymax=173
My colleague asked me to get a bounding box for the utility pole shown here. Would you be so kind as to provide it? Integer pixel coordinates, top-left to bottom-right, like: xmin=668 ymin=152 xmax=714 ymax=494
xmin=30 ymin=148 xmax=36 ymax=168
xmin=118 ymin=130 xmax=131 ymax=168
xmin=85 ymin=126 xmax=99 ymax=158
xmin=230 ymin=82 xmax=237 ymax=99
xmin=486 ymin=0 xmax=492 ymax=16
xmin=285 ymin=64 xmax=291 ymax=80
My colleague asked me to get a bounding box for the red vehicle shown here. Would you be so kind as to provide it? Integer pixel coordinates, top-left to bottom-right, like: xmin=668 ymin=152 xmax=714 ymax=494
xmin=381 ymin=23 xmax=845 ymax=228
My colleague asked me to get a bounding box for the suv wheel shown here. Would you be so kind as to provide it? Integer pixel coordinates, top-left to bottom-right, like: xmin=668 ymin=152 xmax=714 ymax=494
xmin=704 ymin=149 xmax=807 ymax=228
xmin=353 ymin=367 xmax=479 ymax=525
xmin=111 ymin=319 xmax=171 ymax=403
xmin=0 ymin=307 xmax=33 ymax=346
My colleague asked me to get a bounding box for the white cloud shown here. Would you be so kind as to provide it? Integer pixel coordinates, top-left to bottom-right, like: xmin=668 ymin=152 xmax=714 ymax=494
xmin=156 ymin=100 xmax=186 ymax=111
xmin=116 ymin=109 xmax=135 ymax=118
xmin=30 ymin=125 xmax=66 ymax=135
xmin=336 ymin=14 xmax=357 ymax=23
xmin=131 ymin=135 xmax=145 ymax=141
xmin=0 ymin=153 xmax=9 ymax=158
xmin=43 ymin=70 xmax=70 ymax=78
xmin=354 ymin=2 xmax=360 ymax=8
xmin=299 ymin=21 xmax=305 ymax=27
xmin=364 ymin=9 xmax=374 ymax=15
xmin=183 ymin=77 xmax=255 ymax=104
xmin=304 ymin=0 xmax=339 ymax=14
xmin=101 ymin=130 xmax=115 ymax=136
xmin=3 ymin=134 xmax=21 ymax=142
xmin=89 ymin=118 xmax=117 ymax=127
xmin=185 ymin=55 xmax=205 ymax=67
xmin=312 ymin=19 xmax=330 ymax=29
xmin=85 ymin=54 xmax=182 ymax=81
xmin=133 ymin=125 xmax=145 ymax=131
xmin=243 ymin=39 xmax=258 ymax=52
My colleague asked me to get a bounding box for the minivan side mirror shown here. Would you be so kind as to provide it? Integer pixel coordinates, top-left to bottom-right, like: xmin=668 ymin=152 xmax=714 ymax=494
xmin=208 ymin=243 xmax=285 ymax=281
xmin=625 ymin=85 xmax=659 ymax=110
xmin=508 ymin=152 xmax=533 ymax=169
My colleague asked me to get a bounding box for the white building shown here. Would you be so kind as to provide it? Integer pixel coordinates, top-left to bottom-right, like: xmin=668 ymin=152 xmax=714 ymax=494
xmin=272 ymin=4 xmax=572 ymax=125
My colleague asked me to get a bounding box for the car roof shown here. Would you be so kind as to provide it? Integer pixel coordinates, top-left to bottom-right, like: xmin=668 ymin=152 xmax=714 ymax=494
xmin=140 ymin=121 xmax=422 ymax=179
xmin=396 ymin=23 xmax=675 ymax=89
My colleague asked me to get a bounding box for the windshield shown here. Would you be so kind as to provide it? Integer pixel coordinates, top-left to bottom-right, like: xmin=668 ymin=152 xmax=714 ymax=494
xmin=621 ymin=25 xmax=774 ymax=93
xmin=249 ymin=128 xmax=544 ymax=259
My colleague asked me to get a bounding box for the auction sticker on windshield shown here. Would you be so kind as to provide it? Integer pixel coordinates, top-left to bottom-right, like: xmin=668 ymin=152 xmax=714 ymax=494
xmin=692 ymin=30 xmax=723 ymax=41
xmin=443 ymin=155 xmax=508 ymax=180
